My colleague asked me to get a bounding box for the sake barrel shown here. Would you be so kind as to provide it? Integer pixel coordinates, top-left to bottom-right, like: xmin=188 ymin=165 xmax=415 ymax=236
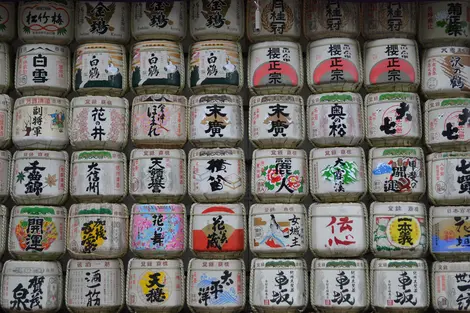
xmin=190 ymin=0 xmax=244 ymax=41
xmin=75 ymin=1 xmax=130 ymax=44
xmin=1 ymin=260 xmax=63 ymax=313
xmin=307 ymin=38 xmax=363 ymax=93
xmin=0 ymin=43 xmax=11 ymax=94
xmin=13 ymin=96 xmax=69 ymax=150
xmin=126 ymin=258 xmax=185 ymax=313
xmin=190 ymin=203 xmax=246 ymax=259
xmin=131 ymin=94 xmax=187 ymax=149
xmin=67 ymin=203 xmax=128 ymax=259
xmin=8 ymin=205 xmax=66 ymax=261
xmin=422 ymin=47 xmax=470 ymax=99
xmin=188 ymin=40 xmax=243 ymax=95
xmin=303 ymin=0 xmax=360 ymax=40
xmin=362 ymin=2 xmax=417 ymax=39
xmin=307 ymin=93 xmax=364 ymax=147
xmin=249 ymin=95 xmax=304 ymax=148
xmin=310 ymin=147 xmax=367 ymax=202
xmin=189 ymin=148 xmax=245 ymax=203
xmin=187 ymin=258 xmax=245 ymax=313
xmin=430 ymin=206 xmax=470 ymax=261
xmin=369 ymin=147 xmax=426 ymax=201
xmin=129 ymin=204 xmax=186 ymax=259
xmin=250 ymin=258 xmax=307 ymax=313
xmin=70 ymin=151 xmax=127 ymax=203
xmin=130 ymin=40 xmax=185 ymax=95
xmin=131 ymin=1 xmax=187 ymax=41
xmin=0 ymin=3 xmax=16 ymax=42
xmin=250 ymin=204 xmax=307 ymax=258
xmin=73 ymin=43 xmax=128 ymax=97
xmin=0 ymin=205 xmax=7 ymax=259
xmin=18 ymin=0 xmax=74 ymax=44
xmin=246 ymin=0 xmax=301 ymax=42
xmin=365 ymin=92 xmax=422 ymax=147
xmin=425 ymin=98 xmax=470 ymax=152
xmin=370 ymin=201 xmax=427 ymax=258
xmin=248 ymin=41 xmax=303 ymax=95
xmin=0 ymin=151 xmax=10 ymax=203
xmin=129 ymin=149 xmax=186 ymax=203
xmin=309 ymin=202 xmax=368 ymax=258
xmin=69 ymin=96 xmax=129 ymax=151
xmin=371 ymin=258 xmax=429 ymax=312
xmin=0 ymin=95 xmax=13 ymax=149
xmin=427 ymin=152 xmax=470 ymax=205
xmin=189 ymin=94 xmax=243 ymax=148
xmin=432 ymin=261 xmax=470 ymax=312
xmin=364 ymin=38 xmax=420 ymax=92
xmin=66 ymin=259 xmax=124 ymax=313
xmin=311 ymin=259 xmax=369 ymax=312
xmin=252 ymin=149 xmax=308 ymax=203
xmin=11 ymin=150 xmax=69 ymax=205
xmin=15 ymin=44 xmax=71 ymax=97
xmin=419 ymin=1 xmax=470 ymax=48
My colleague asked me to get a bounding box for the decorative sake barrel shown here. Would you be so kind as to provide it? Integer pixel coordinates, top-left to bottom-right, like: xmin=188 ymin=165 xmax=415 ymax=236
xmin=425 ymin=98 xmax=470 ymax=152
xmin=75 ymin=1 xmax=130 ymax=44
xmin=432 ymin=261 xmax=470 ymax=312
xmin=0 ymin=205 xmax=7 ymax=259
xmin=189 ymin=148 xmax=245 ymax=203
xmin=11 ymin=150 xmax=69 ymax=205
xmin=307 ymin=93 xmax=364 ymax=147
xmin=18 ymin=0 xmax=74 ymax=44
xmin=362 ymin=2 xmax=417 ymax=39
xmin=430 ymin=206 xmax=470 ymax=261
xmin=67 ymin=203 xmax=128 ymax=259
xmin=189 ymin=94 xmax=243 ymax=148
xmin=66 ymin=259 xmax=124 ymax=313
xmin=427 ymin=152 xmax=470 ymax=205
xmin=190 ymin=0 xmax=244 ymax=41
xmin=69 ymin=96 xmax=129 ymax=151
xmin=129 ymin=149 xmax=186 ymax=203
xmin=250 ymin=258 xmax=308 ymax=313
xmin=130 ymin=40 xmax=185 ymax=95
xmin=370 ymin=201 xmax=427 ymax=258
xmin=188 ymin=40 xmax=243 ymax=95
xmin=369 ymin=147 xmax=426 ymax=201
xmin=1 ymin=260 xmax=63 ymax=313
xmin=371 ymin=259 xmax=429 ymax=312
xmin=0 ymin=95 xmax=12 ymax=149
xmin=0 ymin=3 xmax=16 ymax=42
xmin=187 ymin=258 xmax=246 ymax=313
xmin=309 ymin=202 xmax=368 ymax=258
xmin=131 ymin=1 xmax=187 ymax=41
xmin=311 ymin=259 xmax=368 ymax=313
xmin=73 ymin=43 xmax=128 ymax=97
xmin=8 ymin=205 xmax=66 ymax=261
xmin=252 ymin=149 xmax=308 ymax=203
xmin=421 ymin=47 xmax=470 ymax=99
xmin=249 ymin=95 xmax=304 ymax=148
xmin=0 ymin=151 xmax=10 ymax=203
xmin=248 ymin=41 xmax=303 ymax=95
xmin=365 ymin=92 xmax=422 ymax=147
xmin=13 ymin=96 xmax=69 ymax=150
xmin=126 ymin=258 xmax=185 ymax=313
xmin=15 ymin=44 xmax=71 ymax=97
xmin=0 ymin=43 xmax=11 ymax=93
xmin=246 ymin=0 xmax=301 ymax=42
xmin=131 ymin=94 xmax=187 ymax=149
xmin=303 ymin=0 xmax=360 ymax=40
xmin=70 ymin=151 xmax=127 ymax=203
xmin=129 ymin=204 xmax=186 ymax=259
xmin=250 ymin=204 xmax=307 ymax=258
xmin=190 ymin=203 xmax=246 ymax=259
xmin=307 ymin=38 xmax=362 ymax=93
xmin=310 ymin=147 xmax=367 ymax=202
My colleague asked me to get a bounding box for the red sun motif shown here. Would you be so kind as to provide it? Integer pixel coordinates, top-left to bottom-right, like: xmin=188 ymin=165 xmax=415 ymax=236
xmin=313 ymin=58 xmax=359 ymax=84
xmin=253 ymin=61 xmax=298 ymax=87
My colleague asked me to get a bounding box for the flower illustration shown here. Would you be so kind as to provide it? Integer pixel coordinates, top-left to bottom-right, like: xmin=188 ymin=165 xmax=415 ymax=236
xmin=45 ymin=174 xmax=57 ymax=187
xmin=287 ymin=175 xmax=301 ymax=190
xmin=266 ymin=168 xmax=282 ymax=184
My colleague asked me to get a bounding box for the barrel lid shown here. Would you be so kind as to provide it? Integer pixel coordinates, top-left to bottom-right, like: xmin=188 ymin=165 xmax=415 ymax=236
xmin=128 ymin=258 xmax=183 ymax=270
xmin=312 ymin=258 xmax=367 ymax=270
xmin=365 ymin=38 xmax=416 ymax=48
xmin=431 ymin=206 xmax=470 ymax=217
xmin=370 ymin=201 xmax=426 ymax=215
xmin=251 ymin=203 xmax=306 ymax=215
xmin=191 ymin=40 xmax=241 ymax=50
xmin=249 ymin=40 xmax=301 ymax=50
xmin=189 ymin=94 xmax=242 ymax=107
xmin=67 ymin=258 xmax=123 ymax=270
xmin=307 ymin=92 xmax=361 ymax=105
xmin=371 ymin=258 xmax=427 ymax=269
xmin=369 ymin=147 xmax=423 ymax=158
xmin=189 ymin=258 xmax=244 ymax=270
xmin=249 ymin=94 xmax=304 ymax=106
xmin=424 ymin=46 xmax=470 ymax=57
xmin=15 ymin=96 xmax=70 ymax=109
xmin=11 ymin=205 xmax=67 ymax=216
xmin=190 ymin=147 xmax=244 ymax=159
xmin=71 ymin=96 xmax=128 ymax=109
xmin=130 ymin=148 xmax=185 ymax=160
xmin=13 ymin=150 xmax=68 ymax=161
xmin=76 ymin=43 xmax=126 ymax=52
xmin=132 ymin=204 xmax=185 ymax=215
xmin=254 ymin=148 xmax=306 ymax=159
xmin=427 ymin=151 xmax=470 ymax=162
xmin=3 ymin=260 xmax=62 ymax=273
xmin=425 ymin=98 xmax=470 ymax=110
xmin=252 ymin=258 xmax=306 ymax=269
xmin=132 ymin=40 xmax=182 ymax=50
xmin=432 ymin=261 xmax=470 ymax=273
xmin=18 ymin=43 xmax=70 ymax=55
xmin=365 ymin=92 xmax=419 ymax=105
xmin=72 ymin=150 xmax=126 ymax=162
xmin=69 ymin=203 xmax=128 ymax=216
xmin=132 ymin=94 xmax=187 ymax=107
xmin=309 ymin=202 xmax=365 ymax=217
xmin=310 ymin=147 xmax=364 ymax=159
xmin=308 ymin=37 xmax=358 ymax=48
xmin=191 ymin=203 xmax=244 ymax=216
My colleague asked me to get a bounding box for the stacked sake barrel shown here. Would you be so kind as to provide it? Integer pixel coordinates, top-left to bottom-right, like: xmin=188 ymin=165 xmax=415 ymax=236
xmin=418 ymin=2 xmax=470 ymax=312
xmin=185 ymin=1 xmax=247 ymax=312
xmin=303 ymin=2 xmax=369 ymax=312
